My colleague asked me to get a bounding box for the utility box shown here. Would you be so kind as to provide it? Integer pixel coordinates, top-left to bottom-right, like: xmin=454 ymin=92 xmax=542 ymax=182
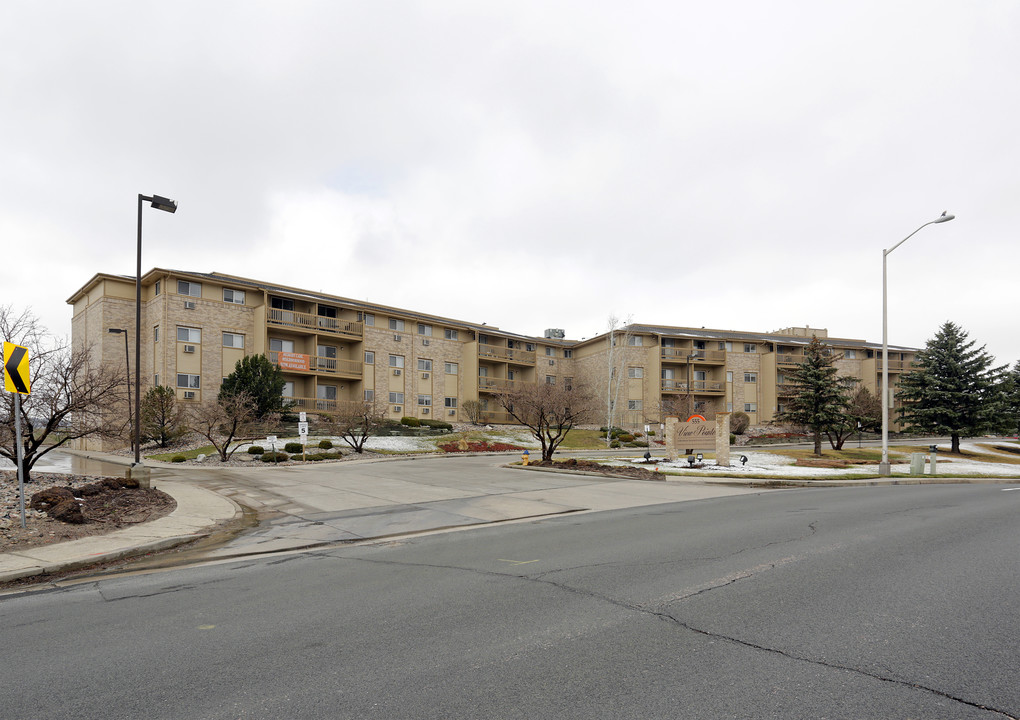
xmin=910 ymin=453 xmax=926 ymax=475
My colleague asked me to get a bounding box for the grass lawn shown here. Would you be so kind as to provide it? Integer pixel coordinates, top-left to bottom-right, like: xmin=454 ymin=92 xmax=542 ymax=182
xmin=147 ymin=445 xmax=218 ymax=461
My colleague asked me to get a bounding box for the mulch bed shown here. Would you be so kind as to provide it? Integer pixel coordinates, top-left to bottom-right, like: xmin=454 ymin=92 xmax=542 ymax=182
xmin=529 ymin=458 xmax=664 ymax=481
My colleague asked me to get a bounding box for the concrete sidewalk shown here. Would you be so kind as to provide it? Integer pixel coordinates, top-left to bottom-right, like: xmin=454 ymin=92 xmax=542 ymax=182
xmin=0 ymin=482 xmax=239 ymax=582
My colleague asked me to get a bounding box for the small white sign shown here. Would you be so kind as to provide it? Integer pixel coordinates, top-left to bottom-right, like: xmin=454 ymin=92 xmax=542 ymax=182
xmin=299 ymin=412 xmax=307 ymax=422
xmin=298 ymin=422 xmax=309 ymax=436
xmin=266 ymin=435 xmax=277 ymax=444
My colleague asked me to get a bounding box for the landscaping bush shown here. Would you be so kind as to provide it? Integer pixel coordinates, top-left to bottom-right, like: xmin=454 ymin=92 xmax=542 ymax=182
xmin=419 ymin=419 xmax=453 ymax=431
xmin=284 ymin=442 xmax=304 ymax=454
xmin=171 ymin=455 xmax=187 ymax=463
xmin=619 ymin=434 xmax=635 ymax=443
xmin=632 ymin=440 xmax=648 ymax=448
xmin=400 ymin=416 xmax=420 ymax=427
xmin=247 ymin=445 xmax=265 ymax=455
xmin=610 ymin=440 xmax=620 ymax=449
xmin=304 ymin=452 xmax=340 ymax=461
xmin=730 ymin=411 xmax=750 ymax=435
xmin=730 ymin=433 xmax=736 ymax=445
xmin=261 ymin=451 xmax=290 ymax=462
xmin=647 ymin=430 xmax=655 ymax=437
xmin=438 ymin=440 xmax=525 ymax=453
xmin=318 ymin=439 xmax=333 ymax=449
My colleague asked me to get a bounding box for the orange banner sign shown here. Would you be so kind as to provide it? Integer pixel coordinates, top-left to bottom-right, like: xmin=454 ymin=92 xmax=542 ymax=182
xmin=278 ymin=352 xmax=310 ymax=371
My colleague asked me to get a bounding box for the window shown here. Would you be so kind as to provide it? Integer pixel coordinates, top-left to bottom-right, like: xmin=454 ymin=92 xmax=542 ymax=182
xmin=358 ymin=312 xmax=375 ymax=326
xmin=417 ymin=395 xmax=432 ymax=406
xmin=269 ymin=338 xmax=294 ymax=353
xmin=726 ymin=402 xmax=733 ymax=412
xmin=389 ymin=355 xmax=404 ymax=368
xmin=726 ymin=371 xmax=733 ymax=382
xmin=154 ymin=280 xmax=161 ymax=296
xmin=744 ymin=343 xmax=757 ymax=353
xmin=545 ymin=347 xmax=554 ymax=356
xmin=546 ymin=375 xmax=555 ymax=385
xmin=718 ymin=342 xmax=726 ymax=351
xmin=418 ymin=359 xmax=432 ymax=372
xmin=177 ymin=326 xmax=201 ymax=343
xmin=389 ymin=318 xmax=405 ymax=332
xmin=628 ymin=400 xmax=642 ymax=411
xmin=662 ymin=368 xmax=675 ymax=379
xmin=444 ymin=328 xmax=459 ymax=340
xmin=223 ymin=288 xmax=245 ymax=305
xmin=695 ymin=341 xmax=706 ymax=350
xmin=525 ymin=343 xmax=535 ymax=352
xmin=271 ymin=297 xmax=294 ymax=311
xmin=317 ymin=304 xmax=337 ymax=318
xmin=661 ymin=338 xmax=676 ymax=348
xmin=282 ymin=382 xmax=294 ymax=398
xmin=744 ymin=372 xmax=757 ymax=383
xmin=478 ymin=334 xmax=490 ymax=345
xmin=694 ymin=370 xmax=706 ymax=381
xmin=223 ymin=332 xmax=244 ymax=349
xmin=478 ymin=366 xmax=489 ymax=377
xmin=845 ymin=349 xmax=856 ymax=359
xmin=417 ymin=323 xmax=432 ymax=336
xmin=564 ymin=377 xmax=573 ymax=390
xmin=745 ymin=403 xmax=757 ymax=412
xmin=445 ymin=362 xmax=458 ymax=375
xmin=777 ymin=373 xmax=786 ymax=384
xmin=725 ymin=342 xmax=733 ymax=352
xmin=153 ymin=326 xmax=159 ymax=343
xmin=364 ymin=389 xmax=375 ymax=401
xmin=318 ymin=385 xmax=337 ymax=401
xmin=445 ymin=397 xmax=458 ymax=408
xmin=177 ymin=280 xmax=201 ymax=297
xmin=154 ymin=374 xmax=159 ymax=387
xmin=318 ymin=345 xmax=337 ymax=359
xmin=563 ymin=349 xmax=573 ymax=358
xmin=694 ymin=401 xmax=706 ymax=411
xmin=177 ymin=374 xmax=200 ymax=389
xmin=628 ymin=335 xmax=642 ymax=346
xmin=389 ymin=392 xmax=404 ymax=404
xmin=364 ymin=351 xmax=375 ymax=364
xmin=627 ymin=367 xmax=643 ymax=378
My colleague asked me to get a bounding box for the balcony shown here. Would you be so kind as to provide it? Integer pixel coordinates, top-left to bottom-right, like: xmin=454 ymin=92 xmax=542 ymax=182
xmin=776 ymin=383 xmax=798 ymax=396
xmin=660 ymin=348 xmax=726 ymax=364
xmin=661 ymin=380 xmax=725 ymax=395
xmin=776 ymin=353 xmax=804 ymax=366
xmin=267 ymin=309 xmax=363 ymax=339
xmin=270 ymin=351 xmax=363 ymax=378
xmin=283 ymin=396 xmax=341 ymax=413
xmin=478 ymin=377 xmax=522 ymax=393
xmin=878 ymin=360 xmax=907 ymax=372
xmin=478 ymin=343 xmax=536 ymax=365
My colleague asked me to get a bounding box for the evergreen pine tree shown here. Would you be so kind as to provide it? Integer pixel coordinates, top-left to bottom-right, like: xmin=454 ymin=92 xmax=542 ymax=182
xmin=219 ymin=354 xmax=287 ymax=419
xmin=895 ymin=322 xmax=1004 ymax=453
xmin=995 ymin=360 xmax=1020 ymax=437
xmin=775 ymin=336 xmax=856 ymax=455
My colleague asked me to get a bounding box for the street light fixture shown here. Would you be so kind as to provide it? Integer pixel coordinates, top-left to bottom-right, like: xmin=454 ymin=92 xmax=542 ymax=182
xmin=135 ymin=194 xmax=177 ymax=467
xmin=108 ymin=328 xmax=131 ymax=455
xmin=879 ymin=211 xmax=954 ymax=476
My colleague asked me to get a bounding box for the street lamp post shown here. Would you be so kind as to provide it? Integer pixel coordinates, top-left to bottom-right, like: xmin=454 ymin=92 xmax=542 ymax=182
xmin=108 ymin=328 xmax=131 ymax=455
xmin=879 ymin=211 xmax=954 ymax=476
xmin=135 ymin=194 xmax=177 ymax=467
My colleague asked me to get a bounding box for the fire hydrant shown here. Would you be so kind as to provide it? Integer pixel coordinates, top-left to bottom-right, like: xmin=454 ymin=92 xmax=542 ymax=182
xmin=522 ymin=449 xmax=530 ymax=466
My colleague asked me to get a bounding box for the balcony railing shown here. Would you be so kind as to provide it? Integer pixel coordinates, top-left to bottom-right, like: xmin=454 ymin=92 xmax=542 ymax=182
xmin=269 ymin=351 xmax=363 ymax=378
xmin=478 ymin=377 xmax=521 ymax=393
xmin=660 ymin=348 xmax=726 ymax=363
xmin=776 ymin=383 xmax=798 ymax=396
xmin=283 ymin=396 xmax=341 ymax=413
xmin=776 ymin=353 xmax=804 ymax=366
xmin=478 ymin=343 xmax=536 ymax=365
xmin=878 ymin=360 xmax=907 ymax=372
xmin=660 ymin=380 xmax=725 ymax=394
xmin=267 ymin=309 xmax=363 ymax=339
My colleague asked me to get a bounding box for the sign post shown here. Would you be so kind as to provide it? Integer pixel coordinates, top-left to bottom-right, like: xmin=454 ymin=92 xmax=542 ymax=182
xmin=298 ymin=421 xmax=309 ymax=461
xmin=4 ymin=342 xmax=31 ymax=528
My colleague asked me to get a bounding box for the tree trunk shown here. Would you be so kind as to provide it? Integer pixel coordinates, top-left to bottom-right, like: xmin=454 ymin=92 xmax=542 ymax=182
xmin=813 ymin=430 xmax=822 ymax=456
xmin=951 ymin=434 xmax=961 ymax=454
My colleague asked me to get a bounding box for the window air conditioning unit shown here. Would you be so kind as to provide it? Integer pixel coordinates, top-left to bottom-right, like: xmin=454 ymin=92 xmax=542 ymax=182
xmin=448 ymin=410 xmax=456 ymax=416
xmin=549 ymin=360 xmax=555 ymax=366
xmin=393 ymin=369 xmax=402 ymax=376
xmin=421 ymin=408 xmax=429 ymax=414
xmin=183 ymin=391 xmax=196 ymax=399
xmin=422 ymin=339 xmax=430 ymax=346
xmin=393 ymin=406 xmax=402 ymax=412
xmin=183 ymin=345 xmax=196 ymax=353
xmin=393 ymin=334 xmax=402 ymax=342
xmin=422 ymin=372 xmax=429 ymax=379
xmin=184 ymin=301 xmax=196 ymax=310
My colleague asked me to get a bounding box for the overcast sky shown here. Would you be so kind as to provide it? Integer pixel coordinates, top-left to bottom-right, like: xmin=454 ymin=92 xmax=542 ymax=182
xmin=2 ymin=1 xmax=1017 ymax=364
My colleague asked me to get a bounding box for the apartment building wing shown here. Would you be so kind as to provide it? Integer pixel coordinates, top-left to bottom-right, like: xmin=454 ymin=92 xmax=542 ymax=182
xmin=66 ymin=269 xmax=580 ymax=432
xmin=570 ymin=323 xmax=916 ymax=428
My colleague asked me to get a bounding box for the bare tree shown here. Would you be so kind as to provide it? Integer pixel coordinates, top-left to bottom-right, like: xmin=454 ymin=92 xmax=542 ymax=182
xmin=493 ymin=377 xmax=597 ymax=461
xmin=319 ymin=399 xmax=385 ymax=453
xmin=461 ymin=399 xmax=482 ymax=425
xmin=824 ymin=383 xmax=881 ymax=450
xmin=140 ymin=385 xmax=187 ymax=448
xmin=604 ymin=314 xmax=634 ymax=445
xmin=186 ymin=391 xmax=262 ymax=461
xmin=0 ymin=306 xmax=126 ymax=482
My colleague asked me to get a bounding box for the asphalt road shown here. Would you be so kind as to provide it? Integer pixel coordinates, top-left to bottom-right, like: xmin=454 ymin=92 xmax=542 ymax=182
xmin=1 ymin=483 xmax=1017 ymax=719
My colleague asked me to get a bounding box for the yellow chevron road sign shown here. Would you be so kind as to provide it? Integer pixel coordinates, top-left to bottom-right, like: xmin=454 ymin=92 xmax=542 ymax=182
xmin=3 ymin=341 xmax=30 ymax=394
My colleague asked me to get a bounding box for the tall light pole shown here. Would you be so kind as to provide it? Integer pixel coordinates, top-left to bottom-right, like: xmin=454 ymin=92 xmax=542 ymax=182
xmin=108 ymin=328 xmax=131 ymax=455
xmin=136 ymin=194 xmax=177 ymax=466
xmin=879 ymin=211 xmax=954 ymax=476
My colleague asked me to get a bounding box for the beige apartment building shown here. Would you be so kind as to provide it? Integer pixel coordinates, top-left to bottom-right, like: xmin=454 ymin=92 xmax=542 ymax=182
xmin=67 ymin=269 xmax=916 ymax=439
